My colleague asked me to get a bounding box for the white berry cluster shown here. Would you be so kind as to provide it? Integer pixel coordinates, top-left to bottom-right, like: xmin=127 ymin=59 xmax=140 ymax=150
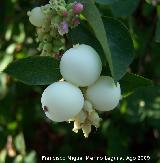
xmin=41 ymin=44 xmax=122 ymax=138
xmin=27 ymin=0 xmax=83 ymax=57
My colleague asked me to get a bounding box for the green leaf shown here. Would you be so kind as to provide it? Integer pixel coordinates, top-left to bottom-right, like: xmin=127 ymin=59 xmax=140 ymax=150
xmin=4 ymin=56 xmax=61 ymax=85
xmin=155 ymin=5 xmax=160 ymax=42
xmin=111 ymin=0 xmax=140 ymax=17
xmin=70 ymin=1 xmax=134 ymax=80
xmin=96 ymin=0 xmax=140 ymax=16
xmin=120 ymin=73 xmax=153 ymax=97
xmin=24 ymin=151 xmax=37 ymax=163
xmin=70 ymin=18 xmax=134 ymax=80
xmin=13 ymin=155 xmax=23 ymax=163
xmin=103 ymin=18 xmax=134 ymax=80
xmin=69 ymin=22 xmax=106 ymax=65
xmin=0 ymin=73 xmax=8 ymax=100
xmin=96 ymin=0 xmax=117 ymax=4
xmin=145 ymin=0 xmax=152 ymax=4
xmin=15 ymin=133 xmax=26 ymax=155
xmin=122 ymin=86 xmax=160 ymax=125
xmin=79 ymin=0 xmax=114 ymax=79
xmin=96 ymin=3 xmax=113 ymax=17
xmin=155 ymin=18 xmax=160 ymax=42
xmin=0 ymin=149 xmax=7 ymax=163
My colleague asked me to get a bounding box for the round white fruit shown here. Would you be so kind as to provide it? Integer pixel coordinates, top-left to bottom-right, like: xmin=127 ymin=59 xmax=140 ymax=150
xmin=60 ymin=44 xmax=102 ymax=87
xmin=41 ymin=81 xmax=84 ymax=122
xmin=86 ymin=76 xmax=121 ymax=111
xmin=29 ymin=7 xmax=46 ymax=27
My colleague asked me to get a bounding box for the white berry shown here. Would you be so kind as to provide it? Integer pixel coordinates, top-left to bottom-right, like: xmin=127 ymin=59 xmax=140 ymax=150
xmin=41 ymin=81 xmax=84 ymax=122
xmin=60 ymin=44 xmax=102 ymax=87
xmin=86 ymin=76 xmax=121 ymax=111
xmin=28 ymin=7 xmax=46 ymax=27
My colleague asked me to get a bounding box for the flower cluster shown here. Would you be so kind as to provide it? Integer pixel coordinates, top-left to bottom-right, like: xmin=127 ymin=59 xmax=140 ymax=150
xmin=69 ymin=100 xmax=102 ymax=138
xmin=27 ymin=0 xmax=83 ymax=57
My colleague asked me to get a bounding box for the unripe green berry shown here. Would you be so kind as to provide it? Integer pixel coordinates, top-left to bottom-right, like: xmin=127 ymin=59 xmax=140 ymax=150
xmin=86 ymin=76 xmax=121 ymax=111
xmin=38 ymin=42 xmax=44 ymax=51
xmin=43 ymin=34 xmax=52 ymax=43
xmin=41 ymin=4 xmax=52 ymax=15
xmin=56 ymin=6 xmax=67 ymax=16
xmin=50 ymin=29 xmax=57 ymax=38
xmin=41 ymin=24 xmax=50 ymax=33
xmin=53 ymin=47 xmax=60 ymax=53
xmin=29 ymin=7 xmax=46 ymax=27
xmin=37 ymin=29 xmax=45 ymax=41
xmin=51 ymin=15 xmax=61 ymax=27
xmin=54 ymin=40 xmax=63 ymax=46
xmin=41 ymin=43 xmax=52 ymax=56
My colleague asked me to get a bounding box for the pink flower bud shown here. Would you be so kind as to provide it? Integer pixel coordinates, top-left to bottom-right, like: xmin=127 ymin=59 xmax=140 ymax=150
xmin=58 ymin=21 xmax=69 ymax=36
xmin=63 ymin=11 xmax=68 ymax=17
xmin=72 ymin=18 xmax=80 ymax=26
xmin=73 ymin=2 xmax=84 ymax=14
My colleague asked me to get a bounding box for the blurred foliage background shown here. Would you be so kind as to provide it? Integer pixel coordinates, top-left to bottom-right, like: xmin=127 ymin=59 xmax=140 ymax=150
xmin=0 ymin=0 xmax=160 ymax=162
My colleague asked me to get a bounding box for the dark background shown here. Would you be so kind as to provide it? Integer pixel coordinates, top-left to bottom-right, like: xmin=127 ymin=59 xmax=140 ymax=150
xmin=0 ymin=0 xmax=160 ymax=162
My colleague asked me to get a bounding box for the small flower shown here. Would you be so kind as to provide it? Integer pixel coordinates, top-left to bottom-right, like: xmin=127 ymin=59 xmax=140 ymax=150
xmin=73 ymin=2 xmax=84 ymax=14
xmin=58 ymin=21 xmax=69 ymax=35
xmin=82 ymin=123 xmax=91 ymax=138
